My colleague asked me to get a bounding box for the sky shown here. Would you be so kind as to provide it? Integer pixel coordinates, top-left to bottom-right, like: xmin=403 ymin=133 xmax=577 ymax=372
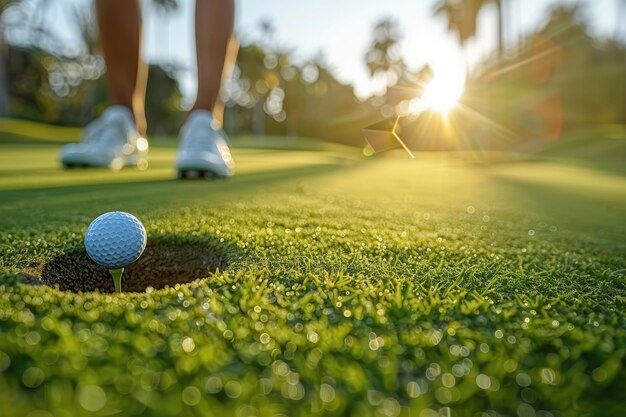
xmin=6 ymin=0 xmax=624 ymax=103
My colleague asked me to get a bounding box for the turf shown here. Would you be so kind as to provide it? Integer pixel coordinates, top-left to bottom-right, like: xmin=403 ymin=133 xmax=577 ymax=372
xmin=0 ymin=122 xmax=625 ymax=417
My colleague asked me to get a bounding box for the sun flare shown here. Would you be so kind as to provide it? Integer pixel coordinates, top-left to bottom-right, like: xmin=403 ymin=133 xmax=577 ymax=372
xmin=422 ymin=66 xmax=465 ymax=115
xmin=421 ymin=74 xmax=464 ymax=114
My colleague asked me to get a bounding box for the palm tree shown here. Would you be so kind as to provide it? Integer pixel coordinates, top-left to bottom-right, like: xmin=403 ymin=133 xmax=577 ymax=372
xmin=364 ymin=17 xmax=406 ymax=87
xmin=434 ymin=0 xmax=504 ymax=57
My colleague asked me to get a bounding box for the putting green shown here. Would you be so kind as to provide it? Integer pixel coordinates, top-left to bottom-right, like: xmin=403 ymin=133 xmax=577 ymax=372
xmin=0 ymin=125 xmax=625 ymax=417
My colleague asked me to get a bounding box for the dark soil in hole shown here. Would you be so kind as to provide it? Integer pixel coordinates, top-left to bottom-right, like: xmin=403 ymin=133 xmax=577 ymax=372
xmin=23 ymin=242 xmax=230 ymax=293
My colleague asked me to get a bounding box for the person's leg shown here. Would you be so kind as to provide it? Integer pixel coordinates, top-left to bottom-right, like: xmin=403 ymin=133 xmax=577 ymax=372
xmin=193 ymin=0 xmax=236 ymax=126
xmin=211 ymin=37 xmax=239 ymax=128
xmin=60 ymin=0 xmax=148 ymax=169
xmin=96 ymin=0 xmax=148 ymax=135
xmin=175 ymin=0 xmax=236 ymax=178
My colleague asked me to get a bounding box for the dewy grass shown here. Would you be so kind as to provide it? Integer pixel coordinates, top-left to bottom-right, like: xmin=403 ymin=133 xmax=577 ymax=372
xmin=0 ymin=131 xmax=625 ymax=417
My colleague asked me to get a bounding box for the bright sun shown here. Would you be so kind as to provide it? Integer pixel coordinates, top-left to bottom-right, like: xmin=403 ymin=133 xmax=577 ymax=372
xmin=418 ymin=60 xmax=466 ymax=115
xmin=422 ymin=76 xmax=463 ymax=114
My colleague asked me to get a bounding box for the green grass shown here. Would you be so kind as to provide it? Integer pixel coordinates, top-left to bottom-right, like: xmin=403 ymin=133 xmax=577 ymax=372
xmin=0 ymin=122 xmax=625 ymax=417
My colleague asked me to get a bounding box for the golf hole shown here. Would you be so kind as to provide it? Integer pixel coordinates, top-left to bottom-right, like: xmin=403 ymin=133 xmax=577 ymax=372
xmin=23 ymin=239 xmax=233 ymax=293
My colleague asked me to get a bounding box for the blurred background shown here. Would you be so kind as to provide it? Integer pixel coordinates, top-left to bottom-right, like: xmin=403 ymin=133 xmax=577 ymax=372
xmin=0 ymin=0 xmax=623 ymax=149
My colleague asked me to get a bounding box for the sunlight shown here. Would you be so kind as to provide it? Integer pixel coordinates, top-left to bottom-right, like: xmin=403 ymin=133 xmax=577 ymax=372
xmin=421 ymin=67 xmax=465 ymax=114
xmin=409 ymin=53 xmax=466 ymax=116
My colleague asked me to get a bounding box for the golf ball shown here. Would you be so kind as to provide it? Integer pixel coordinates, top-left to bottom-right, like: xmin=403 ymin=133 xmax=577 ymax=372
xmin=84 ymin=211 xmax=147 ymax=269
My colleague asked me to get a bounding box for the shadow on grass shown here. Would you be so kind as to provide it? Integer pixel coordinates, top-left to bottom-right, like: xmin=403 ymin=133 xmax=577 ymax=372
xmin=24 ymin=235 xmax=236 ymax=293
xmin=0 ymin=158 xmax=366 ymax=225
xmin=0 ymin=132 xmax=76 ymax=145
xmin=533 ymin=134 xmax=626 ymax=176
xmin=491 ymin=174 xmax=626 ymax=242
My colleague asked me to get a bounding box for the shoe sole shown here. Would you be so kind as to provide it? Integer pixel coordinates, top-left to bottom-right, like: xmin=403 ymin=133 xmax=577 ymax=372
xmin=62 ymin=163 xmax=91 ymax=169
xmin=62 ymin=156 xmax=148 ymax=171
xmin=177 ymin=169 xmax=229 ymax=180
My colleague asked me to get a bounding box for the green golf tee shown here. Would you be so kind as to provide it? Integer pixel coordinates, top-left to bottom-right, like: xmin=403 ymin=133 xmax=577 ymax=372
xmin=109 ymin=268 xmax=125 ymax=294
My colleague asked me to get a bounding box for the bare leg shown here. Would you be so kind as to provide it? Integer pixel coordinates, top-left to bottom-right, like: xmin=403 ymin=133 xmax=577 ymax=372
xmin=96 ymin=0 xmax=148 ymax=135
xmin=212 ymin=37 xmax=239 ymax=128
xmin=193 ymin=0 xmax=236 ymax=126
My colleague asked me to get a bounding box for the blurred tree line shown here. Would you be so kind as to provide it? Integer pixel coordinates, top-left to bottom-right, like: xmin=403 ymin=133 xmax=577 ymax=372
xmin=0 ymin=0 xmax=368 ymax=144
xmin=221 ymin=41 xmax=365 ymax=143
xmin=464 ymin=2 xmax=626 ymax=140
xmin=0 ymin=0 xmax=623 ymax=146
xmin=0 ymin=0 xmax=186 ymax=135
xmin=370 ymin=2 xmax=625 ymax=150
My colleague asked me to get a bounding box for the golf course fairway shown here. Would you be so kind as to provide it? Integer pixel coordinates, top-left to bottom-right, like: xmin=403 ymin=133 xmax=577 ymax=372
xmin=0 ymin=124 xmax=625 ymax=417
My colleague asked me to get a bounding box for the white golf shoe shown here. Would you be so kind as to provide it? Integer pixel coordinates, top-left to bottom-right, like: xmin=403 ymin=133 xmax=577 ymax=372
xmin=60 ymin=106 xmax=148 ymax=170
xmin=176 ymin=110 xmax=234 ymax=179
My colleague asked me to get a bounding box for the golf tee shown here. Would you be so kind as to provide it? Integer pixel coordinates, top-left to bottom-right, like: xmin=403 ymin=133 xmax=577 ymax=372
xmin=109 ymin=267 xmax=125 ymax=293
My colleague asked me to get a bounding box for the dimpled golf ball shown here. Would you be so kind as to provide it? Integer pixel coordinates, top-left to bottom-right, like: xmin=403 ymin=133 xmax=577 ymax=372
xmin=84 ymin=211 xmax=147 ymax=269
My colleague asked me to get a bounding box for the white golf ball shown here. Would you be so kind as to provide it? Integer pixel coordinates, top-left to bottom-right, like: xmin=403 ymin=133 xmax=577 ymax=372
xmin=84 ymin=211 xmax=147 ymax=269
